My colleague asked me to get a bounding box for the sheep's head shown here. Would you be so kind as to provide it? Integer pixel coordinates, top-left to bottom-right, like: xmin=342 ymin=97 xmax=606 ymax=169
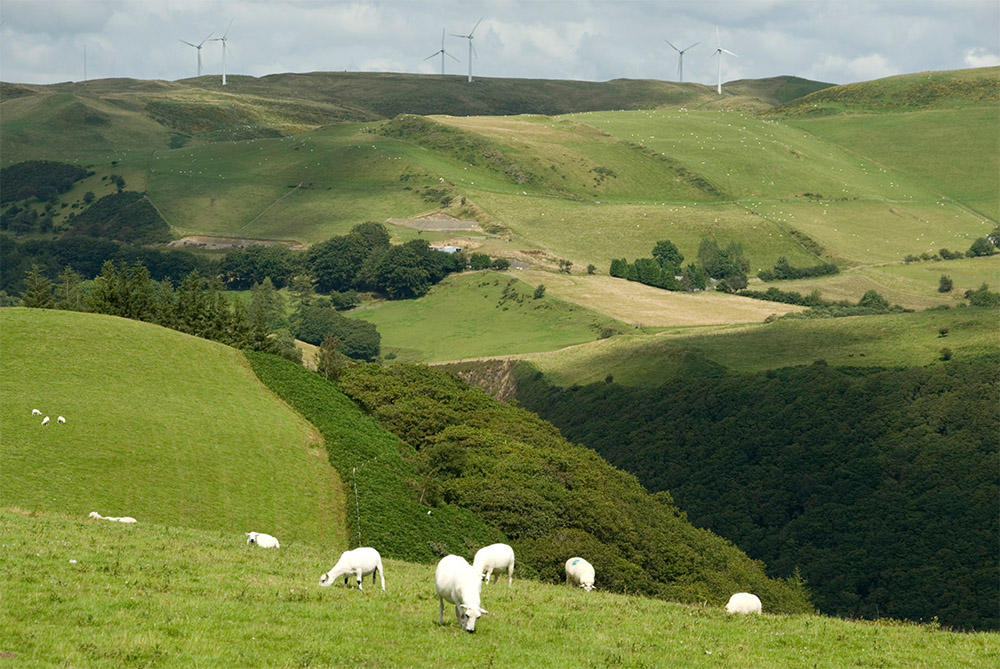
xmin=459 ymin=605 xmax=487 ymax=633
xmin=580 ymin=582 xmax=594 ymax=592
xmin=246 ymin=532 xmax=257 ymax=545
xmin=88 ymin=512 xmax=100 ymax=519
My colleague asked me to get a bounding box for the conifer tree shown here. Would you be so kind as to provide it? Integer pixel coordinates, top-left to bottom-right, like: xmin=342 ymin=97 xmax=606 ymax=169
xmin=53 ymin=266 xmax=86 ymax=311
xmin=21 ymin=264 xmax=54 ymax=308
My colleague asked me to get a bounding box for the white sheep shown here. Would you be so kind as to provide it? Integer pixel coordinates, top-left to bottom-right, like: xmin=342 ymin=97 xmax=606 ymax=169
xmin=88 ymin=511 xmax=137 ymax=523
xmin=31 ymin=409 xmax=41 ymax=416
xmin=473 ymin=543 xmax=515 ymax=586
xmin=565 ymin=557 xmax=595 ymax=591
xmin=318 ymin=547 xmax=385 ymax=591
xmin=57 ymin=416 xmax=66 ymax=424
xmin=245 ymin=531 xmax=280 ymax=548
xmin=726 ymin=592 xmax=762 ymax=614
xmin=435 ymin=554 xmax=488 ymax=633
xmin=41 ymin=416 xmax=50 ymax=426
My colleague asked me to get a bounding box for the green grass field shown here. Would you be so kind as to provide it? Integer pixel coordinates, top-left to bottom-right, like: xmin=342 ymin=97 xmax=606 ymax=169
xmin=3 ymin=509 xmax=996 ymax=668
xmin=347 ymin=272 xmax=627 ymax=363
xmin=0 ymin=308 xmax=347 ymax=549
xmin=516 ymin=307 xmax=999 ymax=387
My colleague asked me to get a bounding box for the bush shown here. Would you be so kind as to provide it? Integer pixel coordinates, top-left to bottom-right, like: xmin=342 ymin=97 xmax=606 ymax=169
xmin=938 ymin=275 xmax=953 ymax=293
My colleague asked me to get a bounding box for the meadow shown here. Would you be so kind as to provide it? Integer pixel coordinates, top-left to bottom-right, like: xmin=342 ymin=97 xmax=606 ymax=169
xmin=3 ymin=508 xmax=996 ymax=668
xmin=0 ymin=308 xmax=346 ymax=549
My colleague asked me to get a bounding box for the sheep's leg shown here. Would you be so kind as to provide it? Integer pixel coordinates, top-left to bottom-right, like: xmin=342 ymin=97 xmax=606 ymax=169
xmin=355 ymin=569 xmax=363 ymax=591
xmin=455 ymin=604 xmax=463 ymax=624
xmin=438 ymin=597 xmax=445 ymax=626
xmin=508 ymin=562 xmax=514 ymax=586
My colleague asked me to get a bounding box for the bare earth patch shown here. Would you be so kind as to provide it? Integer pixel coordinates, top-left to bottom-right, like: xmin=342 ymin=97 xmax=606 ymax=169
xmin=167 ymin=236 xmax=307 ymax=251
xmin=387 ymin=213 xmax=481 ymax=232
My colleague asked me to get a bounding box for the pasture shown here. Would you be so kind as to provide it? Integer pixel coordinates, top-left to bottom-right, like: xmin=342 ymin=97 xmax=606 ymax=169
xmin=0 ymin=308 xmax=346 ymax=549
xmin=516 ymin=307 xmax=999 ymax=387
xmin=2 ymin=509 xmax=996 ymax=668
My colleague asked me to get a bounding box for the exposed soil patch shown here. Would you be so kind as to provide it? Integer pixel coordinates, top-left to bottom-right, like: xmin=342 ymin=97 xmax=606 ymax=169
xmin=167 ymin=236 xmax=307 ymax=251
xmin=387 ymin=213 xmax=481 ymax=232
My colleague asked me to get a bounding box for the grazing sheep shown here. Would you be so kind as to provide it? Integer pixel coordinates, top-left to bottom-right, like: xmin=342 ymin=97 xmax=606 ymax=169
xmin=565 ymin=557 xmax=595 ymax=591
xmin=435 ymin=554 xmax=488 ymax=633
xmin=473 ymin=543 xmax=515 ymax=586
xmin=318 ymin=547 xmax=385 ymax=591
xmin=726 ymin=592 xmax=762 ymax=614
xmin=57 ymin=416 xmax=66 ymax=424
xmin=88 ymin=511 xmax=137 ymax=523
xmin=41 ymin=416 xmax=50 ymax=426
xmin=31 ymin=409 xmax=41 ymax=416
xmin=245 ymin=531 xmax=280 ymax=548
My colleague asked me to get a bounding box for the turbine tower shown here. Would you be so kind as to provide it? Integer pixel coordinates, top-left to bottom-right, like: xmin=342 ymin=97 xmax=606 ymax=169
xmin=451 ymin=18 xmax=482 ymax=83
xmin=665 ymin=39 xmax=699 ymax=82
xmin=708 ymin=27 xmax=738 ymax=94
xmin=424 ymin=28 xmax=460 ymax=75
xmin=179 ymin=31 xmax=214 ymax=77
xmin=211 ymin=18 xmax=234 ymax=85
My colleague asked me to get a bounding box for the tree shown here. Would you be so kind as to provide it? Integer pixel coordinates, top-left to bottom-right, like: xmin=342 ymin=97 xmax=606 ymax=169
xmin=53 ymin=266 xmax=86 ymax=311
xmin=288 ymin=274 xmax=315 ymax=309
xmin=469 ymin=253 xmax=492 ymax=270
xmin=219 ymin=244 xmax=296 ymax=290
xmin=21 ymin=264 xmax=54 ymax=308
xmin=558 ymin=259 xmax=573 ymax=274
xmin=586 ymin=264 xmax=596 ymax=275
xmin=609 ymin=258 xmax=628 ymax=278
xmin=492 ymin=258 xmax=510 ymax=271
xmin=317 ymin=334 xmax=346 ymax=381
xmin=964 ymin=283 xmax=1000 ymax=307
xmin=295 ymin=304 xmax=380 ymax=361
xmin=652 ymin=240 xmax=684 ymax=270
xmin=967 ymin=237 xmax=997 ymax=257
xmin=533 ymin=284 xmax=546 ymax=299
xmin=858 ymin=290 xmax=889 ymax=311
xmin=938 ymin=275 xmax=953 ymax=293
xmin=249 ymin=277 xmax=286 ymax=331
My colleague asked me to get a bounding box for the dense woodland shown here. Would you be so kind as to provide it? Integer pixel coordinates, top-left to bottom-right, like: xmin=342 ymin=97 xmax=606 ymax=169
xmin=513 ymin=354 xmax=1000 ymax=631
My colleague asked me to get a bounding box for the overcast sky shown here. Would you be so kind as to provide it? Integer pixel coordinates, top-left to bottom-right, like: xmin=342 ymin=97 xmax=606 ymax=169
xmin=1 ymin=0 xmax=998 ymax=87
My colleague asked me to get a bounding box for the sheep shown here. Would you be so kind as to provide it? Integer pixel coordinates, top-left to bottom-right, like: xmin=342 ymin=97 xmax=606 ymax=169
xmin=88 ymin=511 xmax=137 ymax=523
xmin=726 ymin=592 xmax=762 ymax=614
xmin=57 ymin=416 xmax=66 ymax=424
xmin=318 ymin=547 xmax=385 ymax=591
xmin=31 ymin=409 xmax=41 ymax=416
xmin=41 ymin=416 xmax=50 ymax=426
xmin=435 ymin=554 xmax=488 ymax=633
xmin=245 ymin=531 xmax=280 ymax=548
xmin=472 ymin=543 xmax=515 ymax=587
xmin=565 ymin=557 xmax=595 ymax=591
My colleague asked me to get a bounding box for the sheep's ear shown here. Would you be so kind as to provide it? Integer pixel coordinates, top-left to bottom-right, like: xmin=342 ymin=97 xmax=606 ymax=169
xmin=480 ymin=608 xmax=489 ymax=615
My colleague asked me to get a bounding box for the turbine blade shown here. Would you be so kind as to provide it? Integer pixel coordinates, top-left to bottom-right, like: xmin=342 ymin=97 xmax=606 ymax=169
xmin=716 ymin=26 xmax=721 ymax=46
xmin=665 ymin=39 xmax=679 ymax=52
xmin=447 ymin=51 xmax=460 ymax=62
xmin=683 ymin=42 xmax=699 ymax=52
xmin=223 ymin=17 xmax=234 ymax=39
xmin=199 ymin=31 xmax=214 ymax=46
xmin=441 ymin=28 xmax=445 ymax=49
xmin=470 ymin=17 xmax=483 ymax=36
xmin=450 ymin=33 xmax=466 ymax=38
xmin=721 ymin=48 xmax=738 ymax=57
xmin=179 ymin=39 xmax=197 ymax=47
xmin=424 ymin=51 xmax=441 ymax=61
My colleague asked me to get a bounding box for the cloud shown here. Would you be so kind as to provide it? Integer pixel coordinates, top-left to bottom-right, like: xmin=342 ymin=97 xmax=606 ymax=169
xmin=963 ymin=48 xmax=1000 ymax=68
xmin=809 ymin=53 xmax=897 ymax=84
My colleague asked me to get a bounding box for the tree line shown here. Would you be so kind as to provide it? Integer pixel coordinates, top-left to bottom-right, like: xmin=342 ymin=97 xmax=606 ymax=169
xmin=513 ymin=355 xmax=999 ymax=631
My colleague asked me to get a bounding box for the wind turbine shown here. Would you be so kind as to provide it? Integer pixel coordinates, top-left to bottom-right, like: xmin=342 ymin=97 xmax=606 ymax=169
xmin=179 ymin=31 xmax=214 ymax=77
xmin=211 ymin=18 xmax=234 ymax=85
xmin=707 ymin=27 xmax=738 ymax=94
xmin=451 ymin=18 xmax=482 ymax=83
xmin=665 ymin=39 xmax=699 ymax=82
xmin=424 ymin=28 xmax=460 ymax=75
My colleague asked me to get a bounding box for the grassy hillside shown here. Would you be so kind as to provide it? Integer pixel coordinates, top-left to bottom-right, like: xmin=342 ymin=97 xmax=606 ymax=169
xmin=3 ymin=509 xmax=997 ymax=667
xmin=512 ymin=306 xmax=999 ymax=387
xmin=0 ymin=308 xmax=346 ymax=548
xmin=347 ymin=272 xmax=628 ymax=363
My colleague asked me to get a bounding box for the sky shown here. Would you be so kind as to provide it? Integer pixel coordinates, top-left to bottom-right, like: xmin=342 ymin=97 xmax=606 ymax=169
xmin=1 ymin=0 xmax=998 ymax=87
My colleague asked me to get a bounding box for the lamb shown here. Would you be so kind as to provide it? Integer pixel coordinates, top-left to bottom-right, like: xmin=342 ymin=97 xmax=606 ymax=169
xmin=565 ymin=557 xmax=595 ymax=591
xmin=472 ymin=543 xmax=515 ymax=587
xmin=88 ymin=511 xmax=137 ymax=523
xmin=245 ymin=531 xmax=280 ymax=548
xmin=57 ymin=416 xmax=66 ymax=424
xmin=41 ymin=416 xmax=50 ymax=426
xmin=435 ymin=554 xmax=488 ymax=633
xmin=31 ymin=409 xmax=41 ymax=416
xmin=726 ymin=592 xmax=762 ymax=614
xmin=318 ymin=547 xmax=385 ymax=591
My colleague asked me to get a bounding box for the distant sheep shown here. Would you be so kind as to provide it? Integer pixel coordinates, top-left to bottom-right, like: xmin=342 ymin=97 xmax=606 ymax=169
xmin=565 ymin=557 xmax=595 ymax=591
xmin=726 ymin=592 xmax=762 ymax=614
xmin=435 ymin=554 xmax=488 ymax=633
xmin=473 ymin=543 xmax=515 ymax=587
xmin=31 ymin=409 xmax=41 ymax=416
xmin=319 ymin=547 xmax=385 ymax=591
xmin=245 ymin=531 xmax=280 ymax=548
xmin=89 ymin=511 xmax=137 ymax=523
xmin=57 ymin=416 xmax=66 ymax=424
xmin=41 ymin=416 xmax=49 ymax=426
